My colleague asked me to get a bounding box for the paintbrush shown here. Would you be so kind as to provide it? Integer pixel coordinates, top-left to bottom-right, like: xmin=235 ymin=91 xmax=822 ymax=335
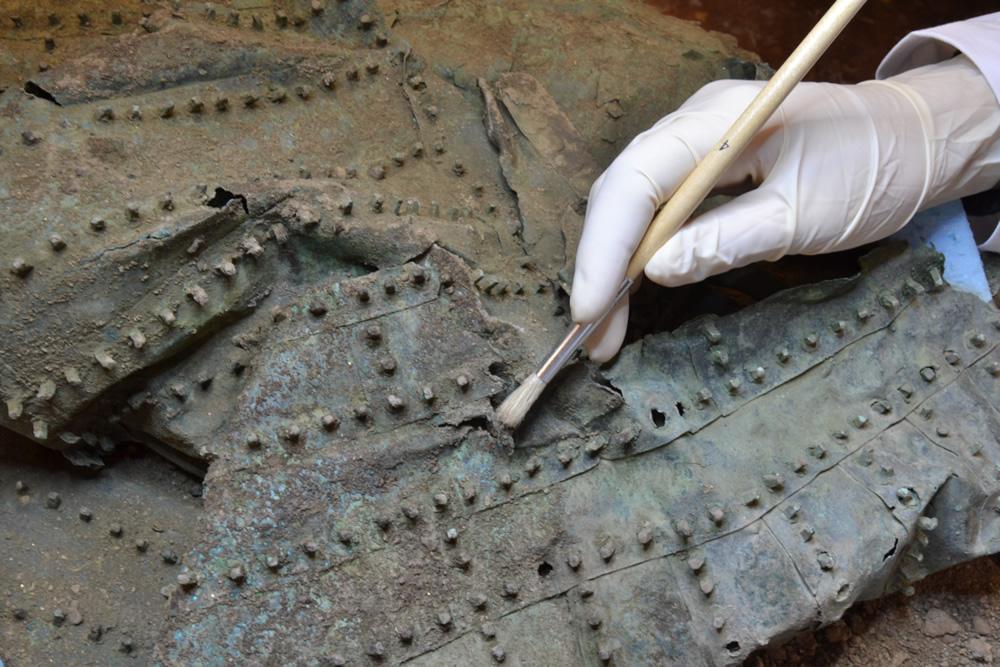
xmin=497 ymin=0 xmax=868 ymax=429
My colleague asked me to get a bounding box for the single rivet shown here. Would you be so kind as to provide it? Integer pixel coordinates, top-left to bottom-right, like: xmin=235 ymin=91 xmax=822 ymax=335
xmin=481 ymin=623 xmax=497 ymax=639
xmin=188 ymin=97 xmax=204 ymax=114
xmin=21 ymin=131 xmax=43 ymax=146
xmin=45 ymin=492 xmax=61 ymax=509
xmin=383 ymin=279 xmax=396 ymax=295
xmin=777 ymin=348 xmax=791 ymax=363
xmin=696 ymin=388 xmax=713 ymax=404
xmin=94 ymin=350 xmax=117 ymax=371
xmin=709 ymin=348 xmax=729 ymax=369
xmin=794 ymin=459 xmax=808 ymax=473
xmin=11 ymin=257 xmax=32 ymax=277
xmin=455 ymin=552 xmax=472 ymax=569
xmin=725 ymin=378 xmax=741 ymax=394
xmin=830 ymin=320 xmax=847 ymax=335
xmin=800 ymin=526 xmax=815 ymax=541
xmin=109 ymin=523 xmax=123 ymax=537
xmin=817 ymin=551 xmax=835 ymax=571
xmin=713 ymin=616 xmax=726 ymax=631
xmin=567 ymin=552 xmax=582 ymax=570
xmin=709 ymin=507 xmax=725 ymax=525
xmin=688 ymin=554 xmax=706 ymax=573
xmin=308 ymin=301 xmax=327 ymax=317
xmin=903 ymin=277 xmax=926 ymax=297
xmin=503 ymin=582 xmax=520 ymax=598
xmin=637 ymin=527 xmax=653 ymax=547
xmin=78 ymin=507 xmax=93 ymax=522
xmin=347 ymin=66 xmax=360 ymax=81
xmin=161 ymin=550 xmax=179 ymax=564
xmin=587 ymin=614 xmax=602 ymax=629
xmin=557 ymin=450 xmax=574 ymax=467
xmin=358 ymin=287 xmax=371 ymax=303
xmin=402 ymin=505 xmax=420 ymax=521
xmin=15 ymin=481 xmax=28 ymax=494
xmin=364 ymin=325 xmax=382 ymax=342
xmin=936 ymin=425 xmax=950 ymax=437
xmin=879 ymin=293 xmax=901 ymax=310
xmin=453 ymin=160 xmax=466 ymax=176
xmin=871 ymin=400 xmax=891 ymax=415
xmin=585 ymin=440 xmax=605 ymax=456
xmin=186 ymin=285 xmax=209 ymax=307
xmin=852 ymin=414 xmax=869 ymax=429
xmin=411 ymin=266 xmax=426 ymax=284
xmin=674 ymin=520 xmax=693 ymax=539
xmin=375 ymin=515 xmax=392 ymax=531
xmin=284 ymin=425 xmax=301 ymax=443
xmin=366 ymin=642 xmax=385 ymax=658
xmin=492 ymin=645 xmax=506 ymax=662
xmin=433 ymin=493 xmax=449 ymax=509
xmin=524 ymin=457 xmax=540 ymax=476
xmin=36 ymin=379 xmax=56 ymax=401
xmin=128 ymin=329 xmax=146 ymax=350
xmin=783 ymin=504 xmax=800 ymax=522
xmin=445 ymin=528 xmax=459 ymax=543
xmin=499 ymin=472 xmax=513 ymax=489
xmin=338 ymin=529 xmax=355 ymax=545
xmin=242 ymin=94 xmax=259 ymax=108
xmin=321 ymin=414 xmax=339 ymax=431
xmin=396 ymin=625 xmax=414 ymax=642
xmin=133 ymin=537 xmax=149 ymax=552
xmin=897 ymin=487 xmax=915 ymax=504
xmin=920 ymin=367 xmax=936 ymax=383
xmin=832 ymin=429 xmax=849 ymax=441
xmin=456 ymin=374 xmax=470 ymax=391
xmin=702 ymin=322 xmax=722 ymax=344
xmin=763 ymin=473 xmax=785 ymax=490
xmin=380 ymin=357 xmax=396 ymax=374
xmin=700 ymin=579 xmax=715 ymax=596
xmin=177 ymin=573 xmax=198 ymax=590
xmin=748 ymin=367 xmax=766 ymax=383
xmin=971 ymin=333 xmax=987 ymax=348
xmin=359 ymin=13 xmax=375 ymax=28
xmin=49 ymin=234 xmax=66 ymax=251
xmin=944 ymin=350 xmax=961 ymax=365
xmin=246 ymin=432 xmax=261 ymax=449
xmin=437 ymin=611 xmax=453 ymax=629
xmin=301 ymin=540 xmax=319 ymax=556
xmin=96 ymin=106 xmax=115 ymax=122
xmin=987 ymin=362 xmax=1000 ymax=377
xmin=803 ymin=334 xmax=819 ymax=348
xmin=228 ymin=564 xmax=247 ymax=583
xmin=53 ymin=608 xmax=67 ymax=625
xmin=857 ymin=307 xmax=872 ymax=322
xmin=898 ymin=383 xmax=914 ymax=399
xmin=354 ymin=405 xmax=370 ymax=421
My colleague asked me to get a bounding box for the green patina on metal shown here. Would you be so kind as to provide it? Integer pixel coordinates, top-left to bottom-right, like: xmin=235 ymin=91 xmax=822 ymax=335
xmin=2 ymin=1 xmax=999 ymax=666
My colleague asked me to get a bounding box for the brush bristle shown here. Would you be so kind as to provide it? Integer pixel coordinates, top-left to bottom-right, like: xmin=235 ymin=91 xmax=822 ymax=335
xmin=496 ymin=374 xmax=546 ymax=429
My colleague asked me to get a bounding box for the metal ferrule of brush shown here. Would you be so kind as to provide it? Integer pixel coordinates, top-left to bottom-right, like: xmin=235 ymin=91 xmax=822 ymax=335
xmin=536 ymin=277 xmax=634 ymax=383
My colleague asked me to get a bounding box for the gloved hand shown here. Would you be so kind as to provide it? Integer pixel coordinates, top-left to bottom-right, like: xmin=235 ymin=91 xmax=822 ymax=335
xmin=572 ymin=54 xmax=1000 ymax=362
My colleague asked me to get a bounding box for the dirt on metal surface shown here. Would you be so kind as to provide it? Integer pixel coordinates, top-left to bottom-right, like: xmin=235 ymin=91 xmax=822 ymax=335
xmin=3 ymin=1 xmax=1000 ymax=666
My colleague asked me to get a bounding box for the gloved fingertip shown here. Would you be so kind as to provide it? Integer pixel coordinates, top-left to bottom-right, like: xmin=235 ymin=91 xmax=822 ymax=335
xmin=582 ymin=297 xmax=629 ymax=362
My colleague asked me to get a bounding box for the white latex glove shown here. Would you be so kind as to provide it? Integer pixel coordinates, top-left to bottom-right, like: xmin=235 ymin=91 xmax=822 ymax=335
xmin=572 ymin=55 xmax=1000 ymax=362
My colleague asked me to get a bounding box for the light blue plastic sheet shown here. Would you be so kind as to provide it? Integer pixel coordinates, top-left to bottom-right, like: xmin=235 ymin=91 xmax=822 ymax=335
xmin=891 ymin=199 xmax=992 ymax=302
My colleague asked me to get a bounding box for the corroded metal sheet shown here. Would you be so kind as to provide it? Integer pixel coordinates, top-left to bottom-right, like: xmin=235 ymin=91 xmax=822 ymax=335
xmin=4 ymin=2 xmax=1000 ymax=666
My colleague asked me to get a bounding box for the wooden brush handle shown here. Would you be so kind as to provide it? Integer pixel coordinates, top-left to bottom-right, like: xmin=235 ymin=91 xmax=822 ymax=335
xmin=624 ymin=0 xmax=868 ymax=281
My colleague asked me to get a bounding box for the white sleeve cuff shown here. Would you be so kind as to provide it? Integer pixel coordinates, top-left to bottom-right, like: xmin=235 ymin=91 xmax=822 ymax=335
xmin=877 ymin=13 xmax=1000 ymax=253
xmin=877 ymin=13 xmax=1000 ymax=102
